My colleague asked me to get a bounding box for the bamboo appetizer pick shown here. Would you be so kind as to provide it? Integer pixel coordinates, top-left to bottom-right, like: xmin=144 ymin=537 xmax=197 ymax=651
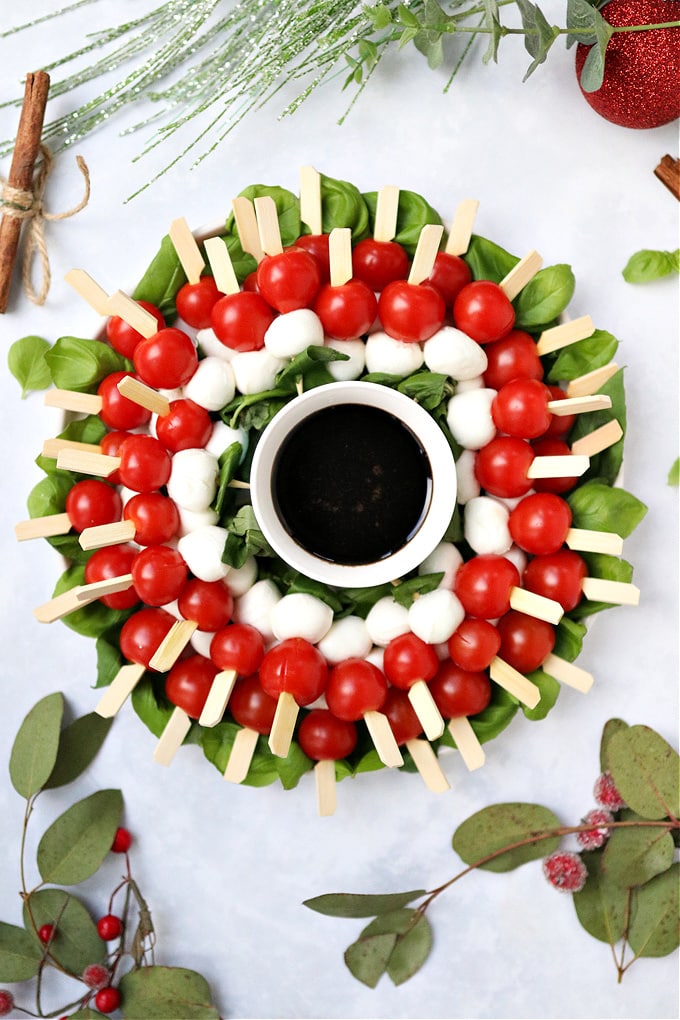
xmin=373 ymin=185 xmax=400 ymax=243
xmin=328 ymin=227 xmax=353 ymax=288
xmin=566 ymin=363 xmax=620 ymax=398
xmin=148 ymin=619 xmax=198 ymax=672
xmin=224 ymin=726 xmax=261 ymax=784
xmin=445 ymin=199 xmax=479 ymax=257
xmin=204 ymin=236 xmax=239 ymax=295
xmin=547 ymin=393 xmax=612 ymax=417
xmin=509 ymin=587 xmax=564 ymax=625
xmin=168 ymin=216 xmax=205 ymax=285
xmin=581 ymin=577 xmax=640 ymax=606
xmin=64 ymin=268 xmax=110 ymax=316
xmin=15 ymin=512 xmax=71 ymax=541
xmin=74 ymin=574 xmax=135 ymax=603
xmin=571 ymin=419 xmax=623 ymax=458
xmin=565 ymin=528 xmax=624 ymax=555
xmin=299 ymin=165 xmax=323 ymax=236
xmin=405 ymin=737 xmax=451 ymax=792
xmin=79 ymin=520 xmax=135 ymax=551
xmin=231 ymin=196 xmax=265 ymax=262
xmin=116 ymin=376 xmax=170 ymax=417
xmin=107 ymin=290 xmax=159 ymax=338
xmin=95 ymin=663 xmax=146 ymax=718
xmin=408 ymin=224 xmax=445 ymax=285
xmin=253 ymin=196 xmax=284 ymax=256
xmin=42 ymin=437 xmax=102 ymax=458
xmin=527 ymin=453 xmax=590 ymax=480
xmin=33 ymin=573 xmax=134 ymax=623
xmin=363 ymin=709 xmax=404 ymax=768
xmin=446 ymin=716 xmax=486 ymax=771
xmin=536 ymin=315 xmax=595 ymax=356
xmin=199 ymin=669 xmax=239 ymax=728
xmin=56 ymin=448 xmax=119 ymax=478
xmin=499 ymin=251 xmax=543 ymax=301
xmin=153 ymin=707 xmax=192 ymax=767
xmin=45 ymin=389 xmax=102 ymax=414
xmin=541 ymin=654 xmax=594 ymax=694
xmin=489 ymin=657 xmax=541 ymax=709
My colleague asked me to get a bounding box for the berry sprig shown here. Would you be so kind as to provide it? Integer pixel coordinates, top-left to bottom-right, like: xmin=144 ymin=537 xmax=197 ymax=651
xmin=304 ymin=718 xmax=679 ymax=988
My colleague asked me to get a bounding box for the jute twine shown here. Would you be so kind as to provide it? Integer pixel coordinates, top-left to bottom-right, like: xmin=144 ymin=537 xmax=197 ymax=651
xmin=0 ymin=144 xmax=90 ymax=305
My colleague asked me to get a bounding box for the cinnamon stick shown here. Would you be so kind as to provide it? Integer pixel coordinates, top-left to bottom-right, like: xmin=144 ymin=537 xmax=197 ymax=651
xmin=0 ymin=70 xmax=50 ymax=313
xmin=654 ymin=155 xmax=680 ymax=201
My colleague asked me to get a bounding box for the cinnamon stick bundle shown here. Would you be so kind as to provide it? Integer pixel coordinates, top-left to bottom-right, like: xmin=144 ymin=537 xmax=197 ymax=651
xmin=654 ymin=155 xmax=680 ymax=202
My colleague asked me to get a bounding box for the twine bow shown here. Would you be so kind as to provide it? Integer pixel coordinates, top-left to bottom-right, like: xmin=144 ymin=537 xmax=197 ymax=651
xmin=0 ymin=144 xmax=90 ymax=306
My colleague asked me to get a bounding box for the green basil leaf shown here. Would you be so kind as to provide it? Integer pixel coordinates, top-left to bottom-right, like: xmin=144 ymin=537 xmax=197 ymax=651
xmin=37 ymin=415 xmax=109 ymax=474
xmin=95 ymin=630 xmax=125 ymax=688
xmin=27 ymin=472 xmax=74 ymax=518
xmin=465 ymin=234 xmax=519 ymax=283
xmin=668 ymin=457 xmax=680 ymax=486
xmin=547 ymin=329 xmax=619 ymax=382
xmin=521 ymin=670 xmax=560 ymax=721
xmin=275 ymin=740 xmax=313 ymax=790
xmin=132 ymin=233 xmax=187 ymax=321
xmin=318 ymin=173 xmax=370 ymax=239
xmin=119 ymin=965 xmax=220 ymax=1019
xmin=201 ymin=721 xmax=279 ymax=787
xmin=566 ymin=481 xmax=647 ymax=538
xmin=606 ymin=725 xmax=680 ymax=820
xmin=212 ymin=442 xmax=243 ymax=517
xmin=131 ymin=676 xmax=174 ymax=739
xmin=571 ymin=552 xmax=635 ymax=618
xmin=601 ymin=826 xmax=674 ymax=887
xmin=452 ymin=802 xmax=562 ymax=871
xmin=572 ymin=849 xmax=629 ymax=944
xmin=397 ymin=371 xmax=449 ymax=410
xmin=44 ymin=712 xmax=113 ymax=789
xmin=0 ymin=922 xmax=42 ymax=981
xmin=569 ymin=368 xmax=626 ymax=485
xmin=275 ymin=345 xmax=345 ymax=391
xmin=363 ymin=188 xmax=442 ymax=256
xmin=51 ymin=563 xmax=134 ymax=637
xmin=8 ymin=335 xmax=51 ymax=396
xmin=37 ymin=789 xmax=123 ymax=885
xmin=627 ymin=863 xmax=680 ymax=957
xmin=23 ymin=888 xmax=105 ymax=973
xmin=9 ymin=692 xmax=64 ymax=798
xmin=553 ymin=616 xmax=587 ymax=662
xmin=391 ymin=572 xmax=445 ymax=608
xmin=622 ymin=248 xmax=680 ymax=284
xmin=514 ymin=264 xmax=575 ymax=329
xmin=230 ymin=184 xmax=301 ymax=246
xmin=45 ymin=336 xmax=127 ymax=392
xmin=304 ymin=890 xmax=426 ymax=919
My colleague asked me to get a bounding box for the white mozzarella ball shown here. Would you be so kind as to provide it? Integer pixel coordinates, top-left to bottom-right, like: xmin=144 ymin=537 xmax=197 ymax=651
xmin=464 ymin=496 xmax=512 ymax=555
xmin=231 ymin=349 xmax=285 ymax=394
xmin=317 ymin=616 xmax=372 ymax=664
xmin=177 ymin=505 xmax=219 ymax=536
xmin=223 ymin=556 xmax=257 ymax=597
xmin=364 ymin=331 xmax=424 ymax=377
xmin=446 ymin=388 xmax=497 ymax=450
xmin=177 ymin=525 xmax=230 ymax=582
xmin=160 ymin=600 xmax=183 ymax=621
xmin=205 ymin=420 xmax=248 ymax=461
xmin=365 ymin=646 xmax=385 ymax=670
xmin=423 ymin=326 xmax=488 ymax=380
xmin=365 ymin=597 xmax=410 ymax=647
xmin=454 ymin=376 xmax=485 ymax=393
xmin=504 ymin=544 xmax=528 ymax=575
xmin=264 ymin=309 xmax=324 ymax=358
xmin=118 ymin=486 xmax=138 ymax=508
xmin=490 ymin=490 xmax=532 ymax=512
xmin=418 ymin=541 xmax=463 ymax=589
xmin=325 ymin=338 xmax=366 ymax=381
xmin=408 ymin=589 xmax=465 ymax=644
xmin=167 ymin=448 xmax=219 ymax=511
xmin=190 ymin=629 xmax=217 ymax=657
xmin=196 ymin=328 xmax=237 ymax=362
xmin=270 ymin=593 xmax=334 ymax=643
xmin=182 ymin=356 xmax=235 ymax=411
xmin=455 ymin=449 xmax=481 ymax=505
xmin=233 ymin=579 xmax=281 ymax=644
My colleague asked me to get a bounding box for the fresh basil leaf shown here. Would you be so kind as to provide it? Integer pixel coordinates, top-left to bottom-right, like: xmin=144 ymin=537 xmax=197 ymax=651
xmin=133 ymin=233 xmax=187 ymax=320
xmin=397 ymin=371 xmax=449 ymax=410
xmin=212 ymin=442 xmax=243 ymax=517
xmin=95 ymin=631 xmax=125 ymax=688
xmin=439 ymin=685 xmax=518 ymax=748
xmin=514 ymin=264 xmax=575 ymax=330
xmin=546 ymin=329 xmax=619 ymax=382
xmin=567 ymin=481 xmax=647 ymax=539
xmin=553 ymin=616 xmax=587 ymax=662
xmin=569 ymin=368 xmax=626 ymax=485
xmin=8 ymin=335 xmax=51 ymax=396
xmin=391 ymin=572 xmax=444 ymax=608
xmin=228 ymin=184 xmax=301 ymax=246
xmin=275 ymin=740 xmax=313 ymax=790
xmin=572 ymin=553 xmax=635 ymax=618
xmin=222 ymin=505 xmax=274 ymax=568
xmin=622 ymin=248 xmax=680 ymax=284
xmin=45 ymin=337 xmax=127 ymax=392
xmin=52 ymin=563 xmax=134 ymax=637
xmin=284 ymin=573 xmax=345 ymax=614
xmin=318 ymin=173 xmax=370 ymax=239
xmin=521 ymin=670 xmax=560 ymax=721
xmin=275 ymin=345 xmax=346 ymax=392
xmin=201 ymin=721 xmax=280 ymax=787
xmin=26 ymin=472 xmax=73 ymax=518
xmin=465 ymin=235 xmax=519 ymax=283
xmin=668 ymin=457 xmax=680 ymax=486
xmin=363 ymin=189 xmax=442 ymax=256
xmin=131 ymin=675 xmax=173 ymax=738
xmin=37 ymin=415 xmax=108 ymax=474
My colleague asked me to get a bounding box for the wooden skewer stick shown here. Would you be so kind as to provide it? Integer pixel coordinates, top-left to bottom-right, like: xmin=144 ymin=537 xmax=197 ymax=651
xmin=547 ymin=393 xmax=612 ymax=416
xmin=253 ymin=196 xmax=283 ymax=256
xmin=363 ymin=709 xmax=404 ymax=768
xmin=153 ymin=707 xmax=192 ymax=767
xmin=64 ymin=269 xmax=111 ymax=316
xmin=536 ymin=315 xmax=595 ymax=356
xmin=313 ymin=758 xmax=338 ymax=816
xmin=542 ymin=653 xmax=593 ymax=694
xmin=44 ymin=389 xmax=102 ymax=414
xmin=408 ymin=224 xmax=444 ymax=285
xmin=231 ymin=196 xmax=265 ymax=262
xmin=489 ymin=657 xmax=541 ymax=709
xmin=168 ymin=216 xmax=204 ymax=285
xmin=95 ymin=663 xmax=145 ymax=718
xmin=79 ymin=520 xmax=135 ymax=551
xmin=565 ymin=527 xmax=624 ymax=556
xmin=445 ymin=199 xmax=479 ymax=257
xmin=56 ymin=448 xmax=119 ymax=478
xmin=224 ymin=727 xmax=260 ymax=784
xmin=527 ymin=454 xmax=590 ymax=480
xmin=204 ymin=236 xmax=239 ymax=295
xmin=328 ymin=227 xmax=353 ymax=288
xmin=447 ymin=715 xmax=485 ymax=771
xmin=581 ymin=577 xmax=640 ymax=606
xmin=566 ymin=363 xmax=619 ymax=398
xmin=405 ymin=738 xmax=451 ymax=792
xmin=107 ymin=290 xmax=158 ymax=338
xmin=15 ymin=512 xmax=71 ymax=541
xmin=74 ymin=574 xmax=134 ymax=602
xmin=0 ymin=70 xmax=51 ymax=314
xmin=42 ymin=437 xmax=102 ymax=458
xmin=268 ymin=691 xmax=300 ymax=758
xmin=199 ymin=669 xmax=238 ymax=728
xmin=299 ymin=165 xmax=323 ymax=236
xmin=509 ymin=586 xmax=564 ymax=625
xmin=148 ymin=619 xmax=198 ymax=672
xmin=571 ymin=419 xmax=623 ymax=458
xmin=116 ymin=375 xmax=170 ymax=417
xmin=499 ymin=250 xmax=543 ymax=301
xmin=373 ymin=185 xmax=400 ymax=243
xmin=33 ymin=573 xmax=134 ymax=623
xmin=408 ymin=681 xmax=446 ymax=741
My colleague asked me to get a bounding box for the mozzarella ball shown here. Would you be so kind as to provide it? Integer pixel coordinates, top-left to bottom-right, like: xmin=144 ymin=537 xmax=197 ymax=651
xmin=233 ymin=579 xmax=281 ymax=644
xmin=177 ymin=505 xmax=219 ymax=536
xmin=454 ymin=376 xmax=485 ymax=393
xmin=455 ymin=449 xmax=481 ymax=505
xmin=264 ymin=308 xmax=324 ymax=358
xmin=231 ymin=349 xmax=285 ymax=394
xmin=446 ymin=388 xmax=497 ymax=450
xmin=504 ymin=544 xmax=528 ymax=575
xmin=190 ymin=629 xmax=216 ymax=657
xmin=464 ymin=496 xmax=512 ymax=555
xmin=365 ymin=646 xmax=385 ymax=671
xmin=197 ymin=328 xmax=237 ymax=362
xmin=408 ymin=589 xmax=465 ymax=644
xmin=317 ymin=615 xmax=372 ymax=664
xmin=270 ymin=593 xmax=334 ymax=643
xmin=223 ymin=556 xmax=257 ymax=597
xmin=364 ymin=331 xmax=424 ymax=377
xmin=160 ymin=599 xmax=183 ymax=621
xmin=365 ymin=596 xmax=410 ymax=647
xmin=182 ymin=356 xmax=235 ymax=411
xmin=418 ymin=541 xmax=463 ymax=589
xmin=423 ymin=326 xmax=488 ymax=380
xmin=177 ymin=525 xmax=230 ymax=582
xmin=167 ymin=448 xmax=219 ymax=512
xmin=205 ymin=420 xmax=248 ymax=462
xmin=325 ymin=338 xmax=366 ymax=381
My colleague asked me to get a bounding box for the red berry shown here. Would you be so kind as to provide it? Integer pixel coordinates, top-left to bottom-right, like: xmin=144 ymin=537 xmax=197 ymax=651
xmin=542 ymin=851 xmax=588 ymax=893
xmin=97 ymin=914 xmax=123 ymax=941
xmin=38 ymin=923 xmax=55 ymax=944
xmin=576 ymin=809 xmax=614 ymax=850
xmin=593 ymin=770 xmax=627 ymax=811
xmin=95 ymin=986 xmax=121 ymax=1014
xmin=0 ymin=991 xmax=15 ymax=1017
xmin=82 ymin=963 xmax=111 ymax=990
xmin=111 ymin=827 xmax=132 ymax=853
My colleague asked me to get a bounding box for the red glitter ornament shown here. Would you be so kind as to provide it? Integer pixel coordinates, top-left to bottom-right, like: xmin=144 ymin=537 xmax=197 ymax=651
xmin=574 ymin=0 xmax=680 ymax=128
xmin=542 ymin=851 xmax=588 ymax=893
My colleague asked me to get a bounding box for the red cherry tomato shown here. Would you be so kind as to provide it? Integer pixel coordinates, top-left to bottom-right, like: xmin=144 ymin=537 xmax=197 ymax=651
xmin=313 ymin=279 xmax=378 ymax=340
xmin=298 ymin=708 xmax=358 ymax=761
xmin=259 ymin=637 xmax=328 ymax=706
xmin=84 ymin=544 xmax=139 ymax=610
xmin=229 ymin=674 xmax=277 ymax=734
xmin=474 ymin=436 xmax=534 ymax=498
xmin=209 ymin=623 xmax=265 ymax=676
xmin=508 ymin=492 xmax=572 ymax=555
xmin=155 ymin=398 xmax=213 ymax=453
xmin=210 ymin=292 xmax=276 ymax=352
xmin=378 ymin=280 xmax=445 ymax=342
xmin=426 ymin=251 xmax=472 ymax=305
xmin=117 ymin=435 xmax=172 ymax=493
xmin=98 ymin=372 xmax=152 ymax=431
xmin=447 ymin=618 xmax=501 ymax=672
xmin=523 ymin=550 xmax=588 ymax=612
xmin=242 ymin=271 xmax=259 ymax=293
xmin=491 ymin=378 xmax=552 ymax=439
xmin=483 ymin=330 xmax=544 ymax=389
xmin=177 ymin=579 xmax=234 ymax=632
xmin=325 ymin=658 xmax=387 ymax=721
xmin=65 ymin=479 xmax=122 ymax=533
xmin=165 ymin=654 xmax=218 ymax=719
xmin=256 ymin=247 xmax=321 ymax=313
xmin=119 ymin=607 xmax=176 ymax=667
xmin=106 ymin=301 xmax=164 ymax=358
xmin=543 ymin=385 xmax=576 ymax=439
xmin=453 ymin=554 xmax=520 ymax=620
xmin=175 ymin=276 xmax=220 ymax=329
xmin=429 ymin=661 xmax=492 ymax=717
xmin=531 ymin=438 xmax=580 ymax=494
xmin=123 ymin=492 xmax=179 ymax=546
xmin=453 ymin=280 xmax=515 ymax=344
xmin=381 ymin=686 xmax=422 ymax=745
xmin=351 ymin=238 xmax=410 ymax=292
xmin=496 ymin=611 xmax=555 ymax=673
xmin=131 ymin=546 xmax=188 ymax=606
xmin=133 ymin=327 xmax=198 ymax=389
xmin=382 ymin=633 xmax=439 ymax=690
xmin=294 ymin=234 xmax=331 ymax=283
xmin=100 ymin=430 xmax=131 ymax=484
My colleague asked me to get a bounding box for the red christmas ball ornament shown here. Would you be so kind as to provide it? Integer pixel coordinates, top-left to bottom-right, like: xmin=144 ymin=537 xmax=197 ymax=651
xmin=574 ymin=0 xmax=680 ymax=128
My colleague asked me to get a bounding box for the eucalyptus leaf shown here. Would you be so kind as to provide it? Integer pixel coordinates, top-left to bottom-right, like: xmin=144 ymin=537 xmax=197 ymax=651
xmin=606 ymin=725 xmax=680 ymax=820
xmin=579 ymin=38 xmax=606 ymax=92
xmin=0 ymin=922 xmax=42 ymax=981
xmin=516 ymin=0 xmax=558 ymax=77
xmin=601 ymin=826 xmax=674 ymax=888
xmin=8 ymin=335 xmax=51 ymax=396
xmin=628 ymin=863 xmax=680 ymax=957
xmin=304 ymin=890 xmax=426 ymax=918
xmin=70 ymin=1011 xmax=108 ymax=1019
xmin=452 ymin=802 xmax=561 ymax=872
xmin=45 ymin=336 xmax=127 ymax=392
xmin=119 ymin=965 xmax=220 ymax=1019
xmin=600 ymin=718 xmax=629 ymax=772
xmin=572 ymin=850 xmax=628 ymax=945
xmin=37 ymin=789 xmax=123 ymax=885
xmin=565 ymin=0 xmax=599 ymax=46
xmin=23 ymin=888 xmax=105 ymax=973
xmin=44 ymin=712 xmax=113 ymax=789
xmin=345 ymin=930 xmax=396 ymax=988
xmin=9 ymin=692 xmax=64 ymax=799
xmin=514 ymin=264 xmax=575 ymax=329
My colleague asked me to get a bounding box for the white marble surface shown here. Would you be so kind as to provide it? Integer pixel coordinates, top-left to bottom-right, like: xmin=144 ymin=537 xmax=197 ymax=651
xmin=0 ymin=3 xmax=678 ymax=1018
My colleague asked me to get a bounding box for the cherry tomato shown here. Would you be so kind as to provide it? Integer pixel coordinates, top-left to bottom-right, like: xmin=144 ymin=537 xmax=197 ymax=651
xmin=453 ymin=280 xmax=515 ymax=344
xmin=491 ymin=378 xmax=552 ymax=439
xmin=155 ymin=398 xmax=213 ymax=453
xmin=496 ymin=611 xmax=555 ymax=673
xmin=381 ymin=686 xmax=422 ymax=745
xmin=474 ymin=436 xmax=534 ymax=498
xmin=429 ymin=661 xmax=492 ymax=717
xmin=543 ymin=385 xmax=576 ymax=439
xmin=175 ymin=276 xmax=220 ymax=329
xmin=522 ymin=550 xmax=587 ymax=612
xmin=426 ymin=251 xmax=472 ymax=305
xmin=325 ymin=658 xmax=387 ymax=721
xmin=210 ymin=291 xmax=276 ymax=351
xmin=378 ymin=280 xmax=445 ymax=342
xmin=256 ymin=247 xmax=321 ymax=313
xmin=313 ymin=279 xmax=377 ymax=340
xmin=130 ymin=546 xmax=188 ymax=606
xmin=382 ymin=633 xmax=439 ymax=690
xmin=229 ymin=674 xmax=278 ymax=734
xmin=165 ymin=654 xmax=218 ymax=719
xmin=84 ymin=544 xmax=139 ymax=610
xmin=242 ymin=271 xmax=259 ymax=293
xmin=298 ymin=708 xmax=358 ymax=761
xmin=447 ymin=618 xmax=501 ymax=672
xmin=119 ymin=607 xmax=176 ymax=667
xmin=531 ymin=437 xmax=580 ymax=494
xmin=351 ymin=238 xmax=409 ymax=292
xmin=99 ymin=430 xmax=131 ymax=484
xmin=295 ymin=234 xmax=331 ymax=283
xmin=508 ymin=492 xmax=572 ymax=555
xmin=209 ymin=623 xmax=265 ymax=676
xmin=123 ymin=492 xmax=179 ymax=546
xmin=259 ymin=637 xmax=328 ymax=705
xmin=177 ymin=579 xmax=234 ymax=632
xmin=106 ymin=301 xmax=164 ymax=359
xmin=453 ymin=554 xmax=520 ymax=620
xmin=65 ymin=479 xmax=122 ymax=533
xmin=482 ymin=330 xmax=544 ymax=389
xmin=117 ymin=435 xmax=172 ymax=493
xmin=98 ymin=372 xmax=152 ymax=431
xmin=133 ymin=327 xmax=198 ymax=389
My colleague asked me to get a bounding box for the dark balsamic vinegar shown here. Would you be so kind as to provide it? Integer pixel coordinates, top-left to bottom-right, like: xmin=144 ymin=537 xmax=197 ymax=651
xmin=272 ymin=403 xmax=432 ymax=565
